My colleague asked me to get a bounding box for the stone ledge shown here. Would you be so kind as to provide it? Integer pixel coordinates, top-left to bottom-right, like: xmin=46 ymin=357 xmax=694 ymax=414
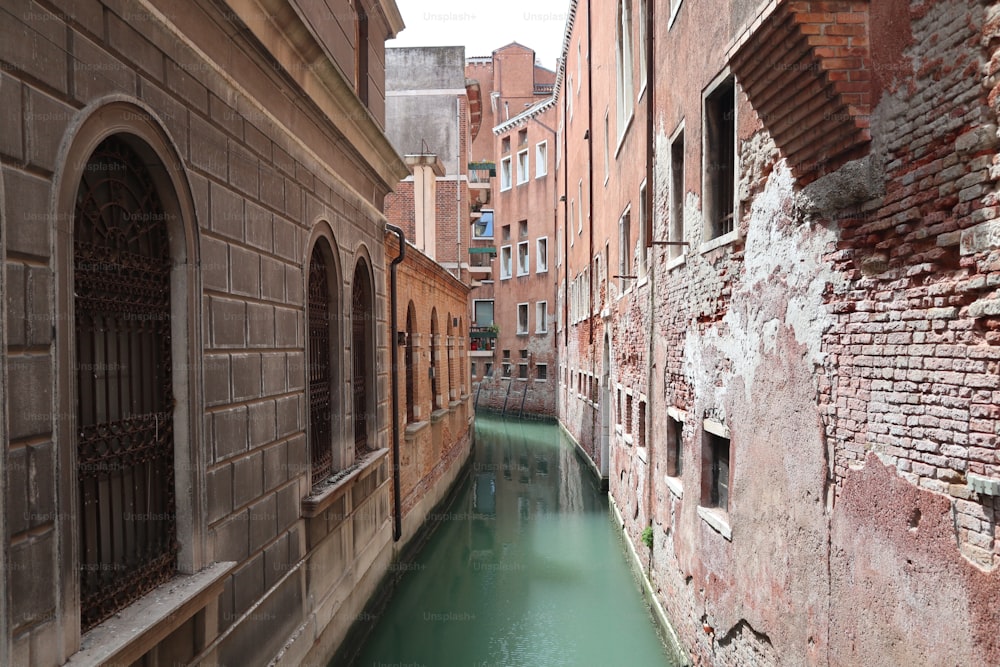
xmin=665 ymin=476 xmax=684 ymax=499
xmin=66 ymin=561 xmax=236 ymax=667
xmin=697 ymin=506 xmax=732 ymax=541
xmin=430 ymin=409 xmax=449 ymax=423
xmin=404 ymin=420 xmax=429 ymax=441
xmin=699 ymin=229 xmax=740 ymax=255
xmin=301 ymin=448 xmax=390 ymax=518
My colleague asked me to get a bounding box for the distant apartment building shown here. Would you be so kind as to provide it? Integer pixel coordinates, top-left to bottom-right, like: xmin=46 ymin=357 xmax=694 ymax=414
xmin=462 ymin=44 xmax=559 ymax=418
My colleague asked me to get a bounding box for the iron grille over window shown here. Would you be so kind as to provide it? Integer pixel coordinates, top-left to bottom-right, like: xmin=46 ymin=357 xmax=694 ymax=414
xmin=308 ymin=245 xmax=334 ymax=486
xmin=352 ymin=265 xmax=373 ymax=457
xmin=74 ymin=136 xmax=177 ymax=631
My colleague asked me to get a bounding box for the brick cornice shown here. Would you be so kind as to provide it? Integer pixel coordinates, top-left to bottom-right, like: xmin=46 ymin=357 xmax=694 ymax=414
xmin=730 ymin=0 xmax=872 ymax=185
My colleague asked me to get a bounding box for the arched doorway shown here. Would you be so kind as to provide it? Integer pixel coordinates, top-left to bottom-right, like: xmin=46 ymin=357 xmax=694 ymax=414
xmin=74 ymin=135 xmax=177 ymax=631
xmin=352 ymin=260 xmax=375 ymax=457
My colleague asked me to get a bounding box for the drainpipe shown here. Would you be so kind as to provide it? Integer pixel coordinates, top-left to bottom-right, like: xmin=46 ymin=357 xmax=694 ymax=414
xmin=586 ymin=0 xmax=595 ymax=349
xmin=644 ymin=0 xmax=657 ymax=572
xmin=562 ymin=70 xmax=570 ymax=349
xmin=386 ymin=223 xmax=405 ymax=542
xmin=456 ymin=97 xmax=463 ymax=283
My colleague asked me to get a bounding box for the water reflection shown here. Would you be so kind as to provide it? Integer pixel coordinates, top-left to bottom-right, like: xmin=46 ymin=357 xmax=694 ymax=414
xmin=346 ymin=416 xmax=673 ymax=667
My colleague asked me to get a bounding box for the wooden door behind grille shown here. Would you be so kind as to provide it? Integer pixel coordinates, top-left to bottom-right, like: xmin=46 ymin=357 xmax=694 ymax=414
xmin=74 ymin=136 xmax=176 ymax=631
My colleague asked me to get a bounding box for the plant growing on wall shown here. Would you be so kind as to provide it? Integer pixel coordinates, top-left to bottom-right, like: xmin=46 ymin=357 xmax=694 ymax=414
xmin=641 ymin=526 xmax=654 ymax=549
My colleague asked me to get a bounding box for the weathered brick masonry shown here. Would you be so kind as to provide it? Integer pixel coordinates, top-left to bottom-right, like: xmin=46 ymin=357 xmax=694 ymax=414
xmin=554 ymin=0 xmax=1000 ymax=664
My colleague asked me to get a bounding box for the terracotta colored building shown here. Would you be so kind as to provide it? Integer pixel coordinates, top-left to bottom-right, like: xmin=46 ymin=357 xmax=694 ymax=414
xmin=467 ymin=44 xmax=560 ymax=418
xmin=554 ymin=0 xmax=1000 ymax=664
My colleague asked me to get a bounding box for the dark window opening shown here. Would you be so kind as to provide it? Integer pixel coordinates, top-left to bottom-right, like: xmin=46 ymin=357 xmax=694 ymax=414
xmin=703 ymin=432 xmax=730 ymax=510
xmin=405 ymin=306 xmax=416 ymax=422
xmin=308 ymin=243 xmax=335 ymax=486
xmin=669 ymin=131 xmax=685 ymax=259
xmin=352 ymin=263 xmax=374 ymax=457
xmin=74 ymin=136 xmax=177 ymax=631
xmin=705 ymin=77 xmax=735 ymax=238
xmin=668 ymin=416 xmax=684 ymax=477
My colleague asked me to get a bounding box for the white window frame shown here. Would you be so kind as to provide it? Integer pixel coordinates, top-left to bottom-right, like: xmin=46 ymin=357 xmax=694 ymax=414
xmin=669 ymin=0 xmax=683 ymax=29
xmin=618 ymin=206 xmax=631 ymax=296
xmin=472 ymin=298 xmax=495 ymax=327
xmin=516 ymin=148 xmax=529 ymax=185
xmin=536 ymin=236 xmax=549 ymax=273
xmin=535 ymin=141 xmax=548 ymax=178
xmin=701 ymin=70 xmax=738 ymax=248
xmin=668 ymin=123 xmax=686 ymax=266
xmin=500 ymin=156 xmax=512 ymax=191
xmin=535 ymin=301 xmax=548 ymax=333
xmin=516 ymin=240 xmax=529 ymax=276
xmin=500 ymin=245 xmax=512 ymax=280
xmin=615 ymin=0 xmax=635 ymax=143
xmin=472 ymin=208 xmax=494 ymax=240
xmin=517 ymin=302 xmax=529 ymax=335
xmin=577 ymin=180 xmax=584 ymax=235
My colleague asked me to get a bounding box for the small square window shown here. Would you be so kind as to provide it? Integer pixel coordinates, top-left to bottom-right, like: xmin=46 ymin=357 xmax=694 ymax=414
xmin=502 ymin=225 xmax=511 ymax=241
xmin=518 ymin=220 xmax=528 ymax=238
xmin=519 ymin=349 xmax=528 ymax=359
xmin=536 ymin=364 xmax=548 ymax=380
xmin=502 ymin=349 xmax=511 ymax=360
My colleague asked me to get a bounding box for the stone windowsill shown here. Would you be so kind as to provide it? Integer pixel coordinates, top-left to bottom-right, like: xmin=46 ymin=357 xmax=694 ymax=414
xmin=404 ymin=421 xmax=429 ymax=441
xmin=665 ymin=476 xmax=684 ymax=499
xmin=301 ymin=448 xmax=390 ymax=518
xmin=665 ymin=254 xmax=686 ymax=271
xmin=698 ymin=506 xmax=732 ymax=541
xmin=699 ymin=229 xmax=740 ymax=255
xmin=449 ymin=400 xmax=462 ymax=409
xmin=636 ymin=446 xmax=648 ymax=464
xmin=66 ymin=560 xmax=235 ymax=667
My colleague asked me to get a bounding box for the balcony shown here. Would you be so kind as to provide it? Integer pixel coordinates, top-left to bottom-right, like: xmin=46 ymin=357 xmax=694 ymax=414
xmin=470 ymin=326 xmax=498 ymax=355
xmin=468 ymin=161 xmax=495 ymax=186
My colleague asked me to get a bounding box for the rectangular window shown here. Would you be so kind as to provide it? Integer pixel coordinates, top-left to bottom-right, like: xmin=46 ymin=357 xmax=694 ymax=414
xmin=500 ymin=245 xmax=512 ymax=280
xmin=520 ymin=349 xmax=528 ymax=359
xmin=473 ymin=299 xmax=494 ymax=326
xmin=502 ymin=349 xmax=511 ymax=360
xmin=535 ymin=301 xmax=548 ymax=333
xmin=535 ymin=141 xmax=548 ymax=177
xmin=485 ymin=362 xmax=493 ymax=377
xmin=618 ymin=209 xmax=631 ymax=293
xmin=668 ymin=414 xmax=684 ymax=477
xmin=501 ymin=136 xmax=511 ymax=153
xmin=519 ymin=363 xmax=529 ymax=379
xmin=704 ymin=75 xmax=736 ymax=239
xmin=638 ymin=181 xmax=648 ymax=279
xmin=703 ymin=429 xmax=730 ymax=511
xmin=502 ymin=224 xmax=511 ymax=241
xmin=638 ymin=400 xmax=646 ymax=449
xmin=517 ymin=149 xmax=529 ymax=184
xmin=471 ymin=362 xmax=477 ymax=378
xmin=518 ymin=220 xmax=528 ymax=238
xmin=518 ymin=128 xmax=528 ymax=147
xmin=516 ymin=241 xmax=529 ymax=276
xmin=625 ymin=393 xmax=633 ymax=434
xmin=473 ymin=209 xmax=494 ymax=239
xmin=577 ymin=181 xmax=584 ymax=234
xmin=503 ymin=362 xmax=512 ymax=377
xmin=536 ymin=363 xmax=548 ymax=380
xmin=517 ymin=303 xmax=529 ymax=334
xmin=669 ymin=128 xmax=685 ymax=260
xmin=536 ymin=237 xmax=548 ymax=273
xmin=569 ymin=201 xmax=575 ymax=247
xmin=500 ymin=156 xmax=512 ymax=191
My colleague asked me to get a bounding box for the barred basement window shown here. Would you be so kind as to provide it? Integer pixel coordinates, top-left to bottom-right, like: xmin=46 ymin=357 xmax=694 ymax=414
xmin=536 ymin=364 xmax=548 ymax=380
xmin=705 ymin=75 xmax=736 ymax=239
xmin=74 ymin=136 xmax=178 ymax=631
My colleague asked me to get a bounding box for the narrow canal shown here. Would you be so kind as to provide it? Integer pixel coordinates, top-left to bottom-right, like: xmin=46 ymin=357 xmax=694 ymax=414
xmin=344 ymin=415 xmax=676 ymax=667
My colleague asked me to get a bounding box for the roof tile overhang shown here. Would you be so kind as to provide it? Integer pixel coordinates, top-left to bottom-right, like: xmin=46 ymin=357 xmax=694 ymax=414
xmin=728 ymin=0 xmax=872 ymax=185
xmin=466 ymin=79 xmax=483 ymax=141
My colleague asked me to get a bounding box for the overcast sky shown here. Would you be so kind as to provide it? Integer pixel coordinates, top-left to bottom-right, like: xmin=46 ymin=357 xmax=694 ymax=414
xmin=389 ymin=0 xmax=569 ymax=71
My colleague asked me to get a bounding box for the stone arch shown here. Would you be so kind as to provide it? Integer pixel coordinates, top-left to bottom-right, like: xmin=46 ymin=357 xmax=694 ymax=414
xmin=51 ymin=99 xmax=203 ymax=644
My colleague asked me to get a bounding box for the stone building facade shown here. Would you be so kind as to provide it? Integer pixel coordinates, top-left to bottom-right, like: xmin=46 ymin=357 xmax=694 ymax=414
xmin=0 ymin=1 xmax=474 ymax=665
xmin=553 ymin=0 xmax=1000 ymax=664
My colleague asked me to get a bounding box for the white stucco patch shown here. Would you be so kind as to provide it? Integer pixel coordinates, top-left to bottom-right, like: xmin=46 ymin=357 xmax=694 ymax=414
xmin=683 ymin=160 xmax=843 ymax=406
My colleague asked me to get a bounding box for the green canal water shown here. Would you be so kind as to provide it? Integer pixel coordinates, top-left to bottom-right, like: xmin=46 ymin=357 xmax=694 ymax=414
xmin=343 ymin=415 xmax=676 ymax=667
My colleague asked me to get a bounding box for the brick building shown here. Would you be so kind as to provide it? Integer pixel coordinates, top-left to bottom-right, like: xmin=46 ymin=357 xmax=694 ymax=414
xmin=0 ymin=1 xmax=473 ymax=665
xmin=466 ymin=44 xmax=560 ymax=418
xmin=553 ymin=0 xmax=1000 ymax=664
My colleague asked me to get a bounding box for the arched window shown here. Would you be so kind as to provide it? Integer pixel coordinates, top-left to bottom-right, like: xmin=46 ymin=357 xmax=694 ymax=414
xmin=430 ymin=309 xmax=439 ymax=410
xmin=405 ymin=302 xmax=416 ymax=422
xmin=352 ymin=260 xmax=375 ymax=457
xmin=74 ymin=136 xmax=176 ymax=631
xmin=308 ymin=239 xmax=338 ymax=486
